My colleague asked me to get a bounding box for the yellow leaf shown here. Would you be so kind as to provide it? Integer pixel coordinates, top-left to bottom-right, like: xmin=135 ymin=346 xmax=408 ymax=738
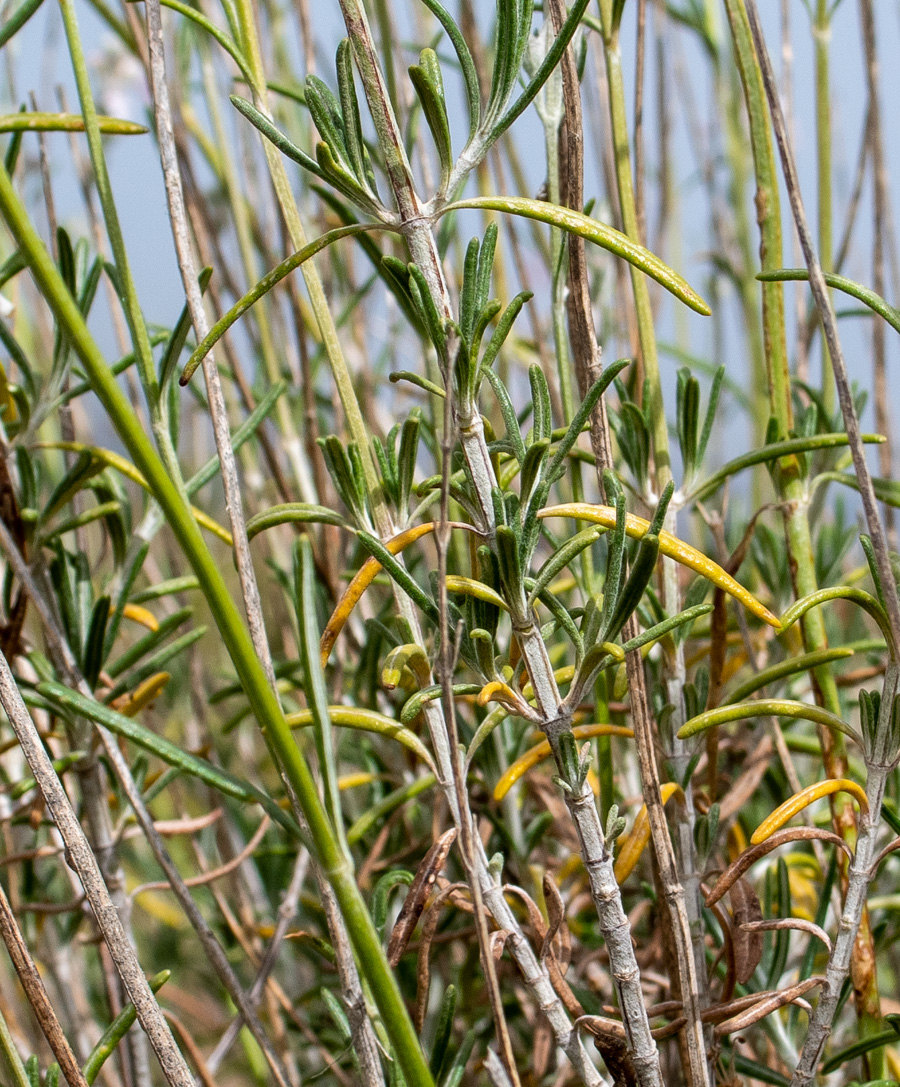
xmin=751 ymin=778 xmax=869 ymax=845
xmin=493 ymin=724 xmax=634 ymax=802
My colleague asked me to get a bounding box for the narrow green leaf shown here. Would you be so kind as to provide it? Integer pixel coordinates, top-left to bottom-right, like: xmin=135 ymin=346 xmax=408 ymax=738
xmin=347 ymin=774 xmax=436 ymax=845
xmin=0 ymin=112 xmax=147 ymax=135
xmin=417 ymin=0 xmax=480 ymax=137
xmin=35 ymin=682 xmax=303 ymax=838
xmin=725 ymin=647 xmax=855 ymax=706
xmin=230 ymin=94 xmax=321 ymax=176
xmin=822 ymin=1029 xmax=899 ymax=1075
xmin=336 ymin=39 xmax=369 ymax=186
xmin=183 ymin=221 xmax=390 ymax=383
xmin=106 ymin=607 xmax=195 ymax=680
xmin=687 ymin=432 xmax=886 ymax=505
xmin=444 ymin=197 xmax=710 ymax=315
xmin=529 ymin=364 xmax=551 ymax=443
xmin=0 ymin=0 xmax=45 ymax=49
xmin=818 ymin=470 xmax=900 ymax=509
xmin=357 ymin=530 xmax=440 ymax=627
xmin=246 ymin=503 xmax=351 ymax=539
xmin=409 ymin=50 xmax=452 ymax=188
xmin=757 ymin=267 xmax=900 ymax=336
xmin=483 ymin=367 xmax=527 ymax=464
xmin=83 ymin=972 xmax=170 ymax=1084
xmin=780 ymin=586 xmax=894 ymax=658
xmin=547 ymin=359 xmax=630 ymax=483
xmin=677 ymin=698 xmax=861 ymax=745
xmin=529 ymin=527 xmax=604 ymax=605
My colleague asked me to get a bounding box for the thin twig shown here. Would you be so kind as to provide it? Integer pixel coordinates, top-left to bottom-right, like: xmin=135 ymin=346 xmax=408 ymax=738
xmin=0 ymin=881 xmax=89 ymax=1087
xmin=743 ymin=9 xmax=900 ymax=1083
xmin=0 ymin=649 xmax=196 ymax=1087
xmin=858 ymin=0 xmax=894 ymax=542
xmin=0 ymin=518 xmax=293 ymax=1087
xmin=742 ymin=0 xmax=900 ymax=648
xmin=206 ymin=848 xmax=310 ymax=1072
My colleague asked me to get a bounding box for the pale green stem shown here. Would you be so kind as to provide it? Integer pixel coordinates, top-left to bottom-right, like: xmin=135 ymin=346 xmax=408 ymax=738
xmin=230 ymin=0 xmax=388 ymax=526
xmin=814 ymin=0 xmax=834 ymax=414
xmin=596 ymin=6 xmax=709 ymax=1084
xmin=0 ymin=164 xmax=434 ymax=1087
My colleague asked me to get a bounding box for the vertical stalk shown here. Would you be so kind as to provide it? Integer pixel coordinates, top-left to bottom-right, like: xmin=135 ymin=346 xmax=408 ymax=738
xmin=0 ymin=167 xmax=434 ymax=1087
xmin=814 ymin=0 xmax=834 ymax=414
xmin=729 ymin=0 xmax=887 ymax=1057
xmin=858 ymin=0 xmax=894 ymax=546
xmin=230 ymin=0 xmax=387 ymax=526
xmin=593 ymin=5 xmax=710 ymax=1082
xmin=0 ymin=649 xmax=195 ymax=1087
xmin=739 ymin=0 xmax=900 ymax=1068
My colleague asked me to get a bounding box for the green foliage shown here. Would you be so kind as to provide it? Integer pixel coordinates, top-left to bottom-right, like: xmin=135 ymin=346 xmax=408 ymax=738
xmin=0 ymin=0 xmax=898 ymax=1085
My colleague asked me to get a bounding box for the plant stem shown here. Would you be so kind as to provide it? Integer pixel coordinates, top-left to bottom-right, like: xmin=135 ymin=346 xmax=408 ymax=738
xmin=742 ymin=5 xmax=900 ymax=1076
xmin=0 ymin=165 xmax=434 ymax=1087
xmin=231 ymin=0 xmax=386 ymax=521
xmin=858 ymin=0 xmax=894 ymax=547
xmin=814 ymin=0 xmax=834 ymax=415
xmin=0 ymin=879 xmax=88 ymax=1087
xmin=0 ymin=647 xmax=195 ymax=1087
xmin=725 ymin=1 xmax=885 ymax=1048
xmin=593 ymin=6 xmax=710 ymax=1082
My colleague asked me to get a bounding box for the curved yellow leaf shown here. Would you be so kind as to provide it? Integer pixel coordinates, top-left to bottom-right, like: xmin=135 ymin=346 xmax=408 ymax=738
xmin=319 ymin=521 xmax=481 ymax=665
xmin=286 ymin=705 xmax=435 ymax=772
xmin=113 ymin=672 xmax=171 ymax=717
xmin=539 ymin=503 xmax=779 ymax=628
xmin=614 ymin=783 xmax=683 ymax=883
xmin=750 ymin=779 xmax=869 ymax=846
xmin=493 ymin=724 xmax=634 ymax=801
xmin=118 ymin=602 xmax=159 ymax=632
xmin=381 ymin=644 xmax=432 ymax=690
xmin=445 ymin=575 xmax=509 ymax=612
xmin=477 ymin=680 xmax=523 ymax=711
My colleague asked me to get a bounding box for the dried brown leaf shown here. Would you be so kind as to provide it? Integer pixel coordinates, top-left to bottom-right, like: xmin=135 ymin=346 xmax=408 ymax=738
xmin=705 ymin=826 xmax=850 ymax=906
xmin=729 ymin=877 xmax=763 ymax=986
xmin=387 ymin=827 xmax=457 ymax=967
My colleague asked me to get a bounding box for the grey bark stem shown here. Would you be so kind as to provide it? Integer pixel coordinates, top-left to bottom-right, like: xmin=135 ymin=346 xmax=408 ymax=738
xmin=742 ymin=4 xmax=900 ymax=1080
xmin=0 ymin=650 xmax=196 ymax=1087
xmin=0 ymin=881 xmax=89 ymax=1087
xmin=0 ymin=516 xmax=295 ymax=1087
xmin=144 ymin=8 xmax=384 ymax=1081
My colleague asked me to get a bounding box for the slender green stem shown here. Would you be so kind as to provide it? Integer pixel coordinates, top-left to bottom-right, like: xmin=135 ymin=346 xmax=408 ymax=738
xmin=0 ymin=165 xmax=433 ymax=1087
xmin=724 ymin=0 xmax=883 ymax=1050
xmin=814 ymin=0 xmax=834 ymax=413
xmin=596 ymin=7 xmax=710 ymax=1085
xmin=0 ymin=1001 xmax=30 ymax=1087
xmin=230 ymin=0 xmax=387 ymax=525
